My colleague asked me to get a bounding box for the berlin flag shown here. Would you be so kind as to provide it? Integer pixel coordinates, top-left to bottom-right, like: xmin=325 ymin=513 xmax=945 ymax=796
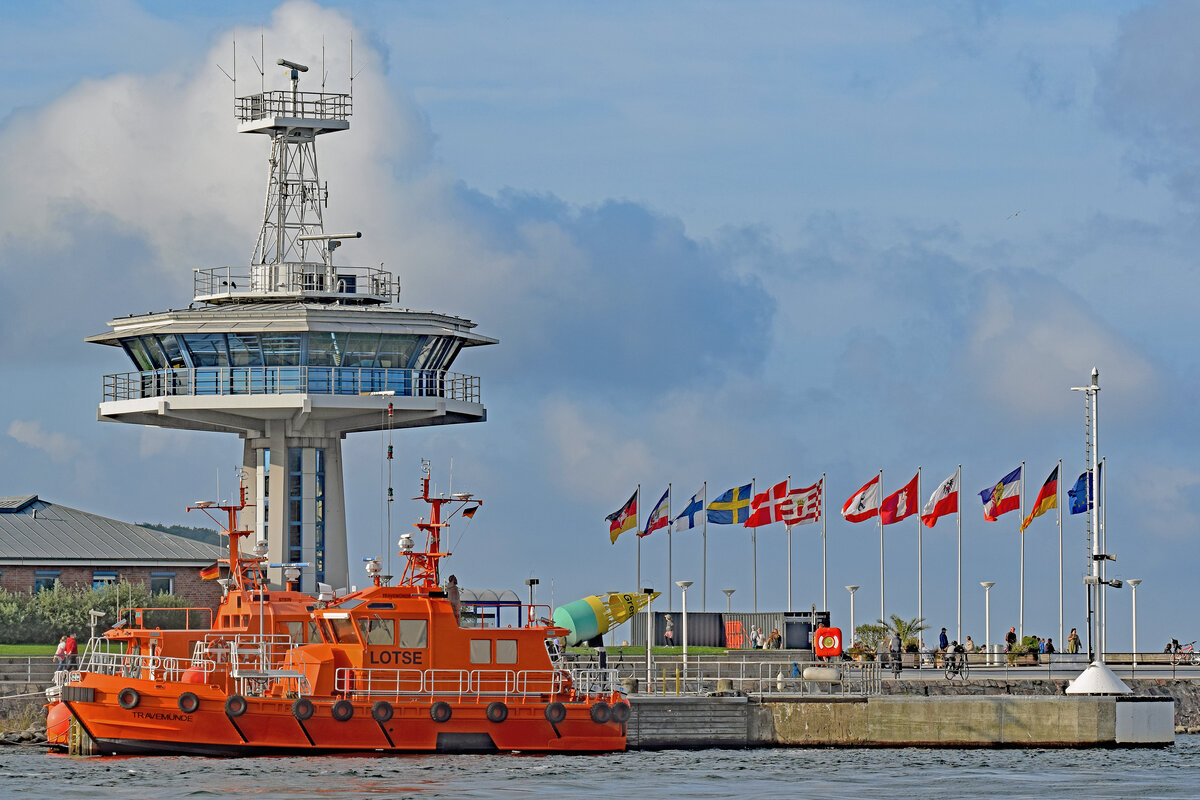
xmin=921 ymin=468 xmax=960 ymax=528
xmin=880 ymin=472 xmax=919 ymax=525
xmin=842 ymin=474 xmax=881 ymax=523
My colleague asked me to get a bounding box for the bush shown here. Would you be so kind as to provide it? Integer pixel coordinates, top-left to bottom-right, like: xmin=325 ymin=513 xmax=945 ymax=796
xmin=0 ymin=581 xmax=195 ymax=645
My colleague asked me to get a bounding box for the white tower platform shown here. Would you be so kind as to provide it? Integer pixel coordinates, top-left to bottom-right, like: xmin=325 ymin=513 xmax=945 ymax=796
xmin=87 ymin=59 xmax=495 ymax=592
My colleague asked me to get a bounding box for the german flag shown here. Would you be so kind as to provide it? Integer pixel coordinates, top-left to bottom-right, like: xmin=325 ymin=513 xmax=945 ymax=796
xmin=462 ymin=505 xmax=479 ymax=519
xmin=1020 ymin=465 xmax=1059 ymax=532
xmin=199 ymin=563 xmax=220 ymax=580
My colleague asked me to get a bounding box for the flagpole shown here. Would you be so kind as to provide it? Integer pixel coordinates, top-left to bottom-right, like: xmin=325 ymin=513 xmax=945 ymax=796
xmin=821 ymin=472 xmax=827 ymax=611
xmin=751 ymin=477 xmax=758 ymax=613
xmin=786 ymin=474 xmax=792 ymax=613
xmin=1057 ymin=457 xmax=1063 ymax=648
xmin=917 ymin=465 xmax=923 ymax=627
xmin=636 ymin=484 xmax=642 ymax=592
xmin=1019 ymin=462 xmax=1025 ymax=641
xmin=1101 ymin=455 xmax=1107 ymax=658
xmin=956 ymin=464 xmax=962 ymax=642
xmin=667 ymin=483 xmax=673 ymax=613
xmin=702 ymin=481 xmax=708 ymax=613
xmin=879 ymin=469 xmax=885 ymax=623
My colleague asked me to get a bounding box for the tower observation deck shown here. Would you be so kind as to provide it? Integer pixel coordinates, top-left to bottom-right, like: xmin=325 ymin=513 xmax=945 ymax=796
xmin=87 ymin=59 xmax=495 ymax=592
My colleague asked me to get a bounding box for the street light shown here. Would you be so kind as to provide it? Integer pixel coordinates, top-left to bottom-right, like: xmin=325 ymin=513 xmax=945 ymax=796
xmin=643 ymin=587 xmax=654 ymax=692
xmin=524 ymin=578 xmax=539 ymax=619
xmin=1128 ymin=578 xmax=1141 ymax=667
xmin=980 ymin=581 xmax=995 ymax=664
xmin=845 ymin=585 xmax=860 ymax=645
xmin=722 ymin=588 xmax=736 ymax=613
xmin=676 ymin=580 xmax=693 ymax=684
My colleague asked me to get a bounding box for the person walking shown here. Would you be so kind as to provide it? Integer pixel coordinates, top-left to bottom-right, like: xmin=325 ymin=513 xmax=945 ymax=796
xmin=64 ymin=633 xmax=78 ymax=670
xmin=938 ymin=627 xmax=949 ymax=652
xmin=889 ymin=631 xmax=903 ymax=675
xmin=53 ymin=636 xmax=67 ymax=672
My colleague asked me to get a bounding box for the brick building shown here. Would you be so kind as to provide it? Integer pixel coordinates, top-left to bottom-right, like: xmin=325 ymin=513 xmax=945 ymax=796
xmin=0 ymin=495 xmax=224 ymax=609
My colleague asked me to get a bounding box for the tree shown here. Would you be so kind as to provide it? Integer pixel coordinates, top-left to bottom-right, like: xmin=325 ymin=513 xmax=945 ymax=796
xmin=877 ymin=614 xmax=929 ymax=652
xmin=854 ymin=622 xmax=889 ymax=655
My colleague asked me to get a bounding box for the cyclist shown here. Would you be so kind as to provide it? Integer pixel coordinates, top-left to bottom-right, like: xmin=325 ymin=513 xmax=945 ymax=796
xmin=888 ymin=631 xmax=903 ymax=676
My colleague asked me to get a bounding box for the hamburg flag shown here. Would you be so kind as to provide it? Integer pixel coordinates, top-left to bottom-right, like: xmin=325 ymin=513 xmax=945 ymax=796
xmin=607 ymin=489 xmax=638 ymax=544
xmin=980 ymin=466 xmax=1022 ymax=521
xmin=745 ymin=480 xmax=788 ymax=528
xmin=842 ymin=475 xmax=881 ymax=523
xmin=641 ymin=487 xmax=671 ymax=537
xmin=880 ymin=472 xmax=920 ymax=525
xmin=1020 ymin=466 xmax=1059 ymax=532
xmin=674 ymin=486 xmax=705 ymax=532
xmin=921 ymin=468 xmax=959 ymax=528
xmin=707 ymin=483 xmax=752 ymax=525
xmin=781 ymin=480 xmax=822 ymax=526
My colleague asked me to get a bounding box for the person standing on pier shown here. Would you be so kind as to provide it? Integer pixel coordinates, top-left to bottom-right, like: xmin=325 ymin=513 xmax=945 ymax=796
xmin=939 ymin=627 xmax=949 ymax=652
xmin=1005 ymin=626 xmax=1017 ymax=652
xmin=1067 ymin=628 xmax=1081 ymax=653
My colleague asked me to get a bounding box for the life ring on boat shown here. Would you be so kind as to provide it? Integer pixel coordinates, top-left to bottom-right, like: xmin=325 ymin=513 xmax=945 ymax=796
xmin=610 ymin=700 xmax=631 ymax=723
xmin=544 ymin=702 xmax=566 ymax=724
xmin=331 ymin=700 xmax=354 ymax=722
xmin=589 ymin=701 xmax=611 ymax=724
xmin=292 ymin=698 xmax=314 ymax=721
xmin=486 ymin=702 xmax=508 ymax=723
xmin=117 ymin=687 xmax=140 ymax=710
xmin=177 ymin=692 xmax=200 ymax=714
xmin=225 ymin=694 xmax=248 ymax=717
xmin=371 ymin=701 xmax=394 ymax=723
xmin=430 ymin=701 xmax=453 ymax=723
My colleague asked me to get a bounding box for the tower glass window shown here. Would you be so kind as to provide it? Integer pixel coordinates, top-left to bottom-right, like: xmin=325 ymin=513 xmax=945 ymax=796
xmin=288 ymin=448 xmax=303 ymax=563
xmin=315 ymin=448 xmax=326 ymax=583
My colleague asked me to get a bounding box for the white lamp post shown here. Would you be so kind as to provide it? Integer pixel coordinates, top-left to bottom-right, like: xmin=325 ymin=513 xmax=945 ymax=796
xmin=980 ymin=581 xmax=995 ymax=664
xmin=722 ymin=588 xmax=735 ymax=613
xmin=676 ymin=580 xmax=693 ymax=684
xmin=845 ymin=585 xmax=860 ymax=644
xmin=1128 ymin=578 xmax=1141 ymax=667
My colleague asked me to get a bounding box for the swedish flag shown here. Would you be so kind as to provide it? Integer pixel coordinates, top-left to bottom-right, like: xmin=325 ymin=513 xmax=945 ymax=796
xmin=707 ymin=483 xmax=752 ymax=525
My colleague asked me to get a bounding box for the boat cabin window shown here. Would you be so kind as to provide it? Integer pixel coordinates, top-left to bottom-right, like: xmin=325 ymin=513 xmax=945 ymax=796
xmin=470 ymin=640 xmax=491 ymax=664
xmin=397 ymin=620 xmax=427 ymax=648
xmin=367 ymin=602 xmax=394 ymax=610
xmin=281 ymin=621 xmax=304 ymax=644
xmin=358 ymin=618 xmax=395 ymax=646
xmin=496 ymin=640 xmax=517 ymax=664
xmin=327 ymin=616 xmax=358 ymax=643
xmin=308 ymin=620 xmax=322 ymax=643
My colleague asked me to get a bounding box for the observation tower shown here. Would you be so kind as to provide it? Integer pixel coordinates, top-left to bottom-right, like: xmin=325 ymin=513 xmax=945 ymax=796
xmin=87 ymin=59 xmax=495 ymax=592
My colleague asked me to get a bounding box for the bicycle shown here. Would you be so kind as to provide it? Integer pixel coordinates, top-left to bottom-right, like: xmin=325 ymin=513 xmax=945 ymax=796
xmin=1171 ymin=640 xmax=1200 ymax=666
xmin=944 ymin=650 xmax=969 ymax=681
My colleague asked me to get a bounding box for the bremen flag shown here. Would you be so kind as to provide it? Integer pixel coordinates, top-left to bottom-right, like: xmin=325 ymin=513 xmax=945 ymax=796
xmin=1020 ymin=466 xmax=1059 ymax=532
xmin=607 ymin=489 xmax=638 ymax=544
xmin=979 ymin=466 xmax=1022 ymax=521
xmin=842 ymin=474 xmax=881 ymax=523
xmin=745 ymin=480 xmax=788 ymax=528
xmin=921 ymin=468 xmax=959 ymax=528
xmin=880 ymin=472 xmax=919 ymax=525
xmin=781 ymin=480 xmax=821 ymax=526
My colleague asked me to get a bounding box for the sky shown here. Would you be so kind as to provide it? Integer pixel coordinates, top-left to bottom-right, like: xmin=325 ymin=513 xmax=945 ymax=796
xmin=1 ymin=0 xmax=1197 ymax=653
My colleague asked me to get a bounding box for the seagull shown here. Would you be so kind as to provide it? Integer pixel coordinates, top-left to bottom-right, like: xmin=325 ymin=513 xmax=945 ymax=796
xmin=1007 ymin=211 xmax=1021 ymax=219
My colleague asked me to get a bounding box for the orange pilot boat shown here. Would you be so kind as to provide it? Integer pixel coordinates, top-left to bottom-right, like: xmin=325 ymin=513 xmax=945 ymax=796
xmin=54 ymin=470 xmax=628 ymax=756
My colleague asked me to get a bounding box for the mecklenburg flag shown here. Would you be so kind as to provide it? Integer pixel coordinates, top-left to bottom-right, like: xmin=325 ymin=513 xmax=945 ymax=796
xmin=199 ymin=562 xmax=220 ymax=580
xmin=1020 ymin=466 xmax=1059 ymax=532
xmin=980 ymin=466 xmax=1022 ymax=521
xmin=607 ymin=489 xmax=638 ymax=544
xmin=707 ymin=483 xmax=752 ymax=524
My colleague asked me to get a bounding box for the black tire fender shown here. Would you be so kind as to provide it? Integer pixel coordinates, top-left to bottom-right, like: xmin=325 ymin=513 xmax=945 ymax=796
xmin=589 ymin=701 xmax=611 ymax=724
xmin=544 ymin=701 xmax=566 ymax=724
xmin=224 ymin=694 xmax=248 ymax=717
xmin=430 ymin=701 xmax=452 ymax=723
xmin=372 ymin=701 xmax=394 ymax=723
xmin=331 ymin=699 xmax=354 ymax=721
xmin=177 ymin=692 xmax=199 ymax=714
xmin=117 ymin=687 xmax=140 ymax=710
xmin=486 ymin=701 xmax=508 ymax=723
xmin=292 ymin=698 xmax=314 ymax=721
xmin=610 ymin=700 xmax=631 ymax=723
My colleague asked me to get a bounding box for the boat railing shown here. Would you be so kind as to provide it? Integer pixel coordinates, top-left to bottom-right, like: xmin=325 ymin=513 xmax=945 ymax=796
xmin=334 ymin=667 xmax=567 ymax=701
xmin=123 ymin=606 xmax=215 ymax=631
xmin=569 ymin=668 xmax=622 ymax=697
xmin=78 ymin=640 xmax=211 ymax=684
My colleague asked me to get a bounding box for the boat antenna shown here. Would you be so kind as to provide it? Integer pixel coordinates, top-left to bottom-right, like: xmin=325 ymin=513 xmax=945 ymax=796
xmin=216 ymin=38 xmax=236 ymax=100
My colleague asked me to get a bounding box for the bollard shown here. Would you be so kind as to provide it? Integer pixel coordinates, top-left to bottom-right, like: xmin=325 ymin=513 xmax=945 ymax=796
xmin=716 ymin=677 xmax=733 ymax=693
xmin=675 ymin=666 xmax=680 ymax=696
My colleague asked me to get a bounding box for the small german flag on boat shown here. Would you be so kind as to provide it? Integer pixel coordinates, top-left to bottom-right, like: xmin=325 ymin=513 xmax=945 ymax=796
xmin=199 ymin=563 xmax=220 ymax=580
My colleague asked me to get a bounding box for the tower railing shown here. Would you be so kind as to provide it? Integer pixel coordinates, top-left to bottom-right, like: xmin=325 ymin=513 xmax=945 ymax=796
xmin=236 ymin=91 xmax=352 ymax=122
xmin=194 ymin=264 xmax=397 ymax=304
xmin=102 ymin=367 xmax=481 ymax=404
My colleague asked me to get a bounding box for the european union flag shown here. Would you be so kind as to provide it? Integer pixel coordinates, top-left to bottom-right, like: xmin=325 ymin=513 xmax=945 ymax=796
xmin=707 ymin=483 xmax=752 ymax=525
xmin=1068 ymin=466 xmax=1101 ymax=515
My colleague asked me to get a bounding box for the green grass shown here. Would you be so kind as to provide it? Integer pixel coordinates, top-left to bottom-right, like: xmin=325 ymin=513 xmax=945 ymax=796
xmin=0 ymin=644 xmax=58 ymax=655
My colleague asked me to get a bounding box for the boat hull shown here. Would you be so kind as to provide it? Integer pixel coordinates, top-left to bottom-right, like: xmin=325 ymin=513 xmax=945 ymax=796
xmin=62 ymin=679 xmax=626 ymax=756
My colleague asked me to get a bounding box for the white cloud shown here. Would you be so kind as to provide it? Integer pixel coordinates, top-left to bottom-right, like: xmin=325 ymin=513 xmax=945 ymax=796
xmin=7 ymin=419 xmax=80 ymax=462
xmin=1128 ymin=464 xmax=1200 ymax=540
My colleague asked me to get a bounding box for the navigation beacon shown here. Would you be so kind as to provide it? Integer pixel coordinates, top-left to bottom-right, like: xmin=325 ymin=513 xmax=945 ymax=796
xmin=86 ymin=58 xmax=495 ymax=592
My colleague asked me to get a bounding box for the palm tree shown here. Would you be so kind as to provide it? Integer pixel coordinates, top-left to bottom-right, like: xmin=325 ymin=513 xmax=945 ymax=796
xmin=877 ymin=614 xmax=929 ymax=651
